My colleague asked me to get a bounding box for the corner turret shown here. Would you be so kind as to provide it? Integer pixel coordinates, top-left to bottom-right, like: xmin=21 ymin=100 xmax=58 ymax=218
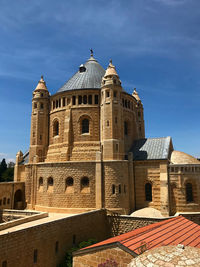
xmin=100 ymin=60 xmax=124 ymax=160
xmin=29 ymin=76 xmax=50 ymax=163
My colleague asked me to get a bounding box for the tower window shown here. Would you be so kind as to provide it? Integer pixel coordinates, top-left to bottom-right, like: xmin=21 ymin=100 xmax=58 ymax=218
xmin=107 ymin=120 xmax=109 ymax=127
xmin=106 ymin=91 xmax=110 ymax=98
xmin=186 ymin=183 xmax=193 ymax=202
xmin=3 ymin=198 xmax=6 ymax=205
xmin=115 ymin=117 xmax=117 ymax=123
xmin=125 ymin=100 xmax=127 ymax=108
xmin=116 ymin=144 xmax=118 ymax=152
xmin=124 ymin=121 xmax=128 ymax=136
xmin=34 ymin=103 xmax=37 ymax=109
xmin=112 ymin=185 xmax=115 ymax=194
xmin=55 ymin=241 xmax=59 ymax=254
xmin=66 ymin=177 xmax=74 ymax=187
xmin=82 ymin=119 xmax=89 ymax=134
xmin=114 ymin=91 xmax=117 ymax=98
xmin=83 ymin=95 xmax=87 ymax=104
xmin=53 ymin=120 xmax=59 ymax=136
xmin=41 ymin=93 xmax=43 ymax=97
xmin=66 ymin=177 xmax=74 ymax=193
xmin=119 ymin=184 xmax=121 ymax=194
xmin=33 ymin=249 xmax=38 ymax=263
xmin=88 ymin=95 xmax=92 ymax=104
xmin=95 ymin=95 xmax=99 ymax=104
xmin=138 ymin=111 xmax=141 ymax=117
xmin=40 ymin=103 xmax=44 ymax=109
xmin=78 ymin=95 xmax=82 ymax=105
xmin=145 ymin=183 xmax=152 ymax=201
xmin=53 ymin=101 xmax=55 ymax=109
xmin=56 ymin=100 xmax=58 ymax=108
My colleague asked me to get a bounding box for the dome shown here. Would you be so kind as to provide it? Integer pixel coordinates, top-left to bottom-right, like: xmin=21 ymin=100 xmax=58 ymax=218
xmin=57 ymin=55 xmax=105 ymax=92
xmin=130 ymin=207 xmax=163 ymax=218
xmin=170 ymin=150 xmax=200 ymax=164
xmin=128 ymin=245 xmax=200 ymax=266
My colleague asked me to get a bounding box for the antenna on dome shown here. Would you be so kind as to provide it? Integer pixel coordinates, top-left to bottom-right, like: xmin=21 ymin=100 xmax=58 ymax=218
xmin=90 ymin=48 xmax=93 ymax=57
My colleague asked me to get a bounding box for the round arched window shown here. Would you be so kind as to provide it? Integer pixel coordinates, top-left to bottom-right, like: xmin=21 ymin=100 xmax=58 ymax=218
xmin=186 ymin=183 xmax=193 ymax=202
xmin=81 ymin=177 xmax=90 ymax=193
xmin=66 ymin=177 xmax=73 ymax=187
xmin=82 ymin=119 xmax=89 ymax=134
xmin=53 ymin=120 xmax=59 ymax=136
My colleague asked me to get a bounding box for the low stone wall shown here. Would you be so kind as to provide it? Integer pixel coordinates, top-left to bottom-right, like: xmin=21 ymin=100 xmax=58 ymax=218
xmin=1 ymin=210 xmax=48 ymax=231
xmin=0 ymin=209 xmax=109 ymax=267
xmin=107 ymin=214 xmax=169 ymax=236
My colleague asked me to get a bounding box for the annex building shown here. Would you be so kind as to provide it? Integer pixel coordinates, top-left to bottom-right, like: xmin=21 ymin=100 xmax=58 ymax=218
xmin=13 ymin=52 xmax=200 ymax=217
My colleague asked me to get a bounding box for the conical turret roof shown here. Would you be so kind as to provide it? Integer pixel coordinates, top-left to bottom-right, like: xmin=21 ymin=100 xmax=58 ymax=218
xmin=35 ymin=76 xmax=48 ymax=91
xmin=132 ymin=88 xmax=141 ymax=102
xmin=57 ymin=53 xmax=105 ymax=92
xmin=104 ymin=60 xmax=119 ymax=77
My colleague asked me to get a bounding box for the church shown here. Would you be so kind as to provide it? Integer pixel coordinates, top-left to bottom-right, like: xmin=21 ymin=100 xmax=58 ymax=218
xmin=14 ymin=52 xmax=200 ymax=216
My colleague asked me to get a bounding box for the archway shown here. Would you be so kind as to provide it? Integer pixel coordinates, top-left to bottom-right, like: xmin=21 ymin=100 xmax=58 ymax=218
xmin=14 ymin=189 xmax=23 ymax=209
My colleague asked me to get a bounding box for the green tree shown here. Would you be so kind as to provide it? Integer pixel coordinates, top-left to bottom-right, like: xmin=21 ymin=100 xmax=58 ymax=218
xmin=0 ymin=159 xmax=7 ymax=182
xmin=1 ymin=167 xmax=14 ymax=182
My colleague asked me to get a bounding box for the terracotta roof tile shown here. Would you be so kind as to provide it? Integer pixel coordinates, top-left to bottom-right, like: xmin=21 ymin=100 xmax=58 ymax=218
xmin=82 ymin=216 xmax=200 ymax=255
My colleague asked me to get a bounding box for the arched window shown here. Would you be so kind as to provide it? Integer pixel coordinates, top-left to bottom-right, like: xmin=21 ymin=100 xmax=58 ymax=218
xmin=186 ymin=183 xmax=193 ymax=202
xmin=47 ymin=177 xmax=54 ymax=192
xmin=124 ymin=121 xmax=128 ymax=136
xmin=38 ymin=177 xmax=43 ymax=191
xmin=81 ymin=177 xmax=90 ymax=193
xmin=53 ymin=120 xmax=59 ymax=136
xmin=82 ymin=119 xmax=89 ymax=134
xmin=78 ymin=95 xmax=82 ymax=104
xmin=65 ymin=177 xmax=74 ymax=193
xmin=145 ymin=183 xmax=152 ymax=201
xmin=83 ymin=95 xmax=87 ymax=104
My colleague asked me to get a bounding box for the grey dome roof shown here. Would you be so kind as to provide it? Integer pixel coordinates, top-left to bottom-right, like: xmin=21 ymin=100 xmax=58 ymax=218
xmin=57 ymin=56 xmax=105 ymax=92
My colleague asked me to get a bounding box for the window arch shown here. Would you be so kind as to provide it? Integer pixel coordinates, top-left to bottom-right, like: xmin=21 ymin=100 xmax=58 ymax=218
xmin=186 ymin=183 xmax=193 ymax=202
xmin=145 ymin=183 xmax=152 ymax=201
xmin=53 ymin=120 xmax=59 ymax=136
xmin=47 ymin=177 xmax=54 ymax=192
xmin=81 ymin=177 xmax=90 ymax=193
xmin=65 ymin=177 xmax=74 ymax=193
xmin=38 ymin=177 xmax=43 ymax=191
xmin=82 ymin=119 xmax=89 ymax=134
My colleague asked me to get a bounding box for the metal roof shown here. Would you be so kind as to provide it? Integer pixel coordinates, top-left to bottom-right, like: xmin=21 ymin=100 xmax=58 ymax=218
xmin=130 ymin=137 xmax=172 ymax=160
xmin=57 ymin=56 xmax=105 ymax=93
xmin=77 ymin=216 xmax=200 ymax=256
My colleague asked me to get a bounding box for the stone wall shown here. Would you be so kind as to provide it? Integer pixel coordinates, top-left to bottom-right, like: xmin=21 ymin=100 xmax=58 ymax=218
xmin=134 ymin=161 xmax=161 ymax=211
xmin=73 ymin=246 xmax=133 ymax=267
xmin=25 ymin=162 xmax=96 ymax=210
xmin=103 ymin=161 xmax=130 ymax=214
xmin=0 ymin=209 xmax=109 ymax=267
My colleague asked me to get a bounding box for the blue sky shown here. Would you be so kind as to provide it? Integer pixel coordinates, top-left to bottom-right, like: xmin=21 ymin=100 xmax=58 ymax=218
xmin=0 ymin=0 xmax=199 ymax=162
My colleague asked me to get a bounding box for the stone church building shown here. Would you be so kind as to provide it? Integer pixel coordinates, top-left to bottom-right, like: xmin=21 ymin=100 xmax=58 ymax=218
xmin=14 ymin=52 xmax=200 ymax=216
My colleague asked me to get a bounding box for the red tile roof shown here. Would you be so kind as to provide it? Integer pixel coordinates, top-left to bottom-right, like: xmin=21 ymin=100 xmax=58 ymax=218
xmin=82 ymin=216 xmax=200 ymax=255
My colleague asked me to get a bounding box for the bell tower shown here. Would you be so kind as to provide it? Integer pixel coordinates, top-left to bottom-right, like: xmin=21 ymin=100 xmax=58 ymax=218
xmin=100 ymin=60 xmax=124 ymax=160
xmin=29 ymin=76 xmax=50 ymax=163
